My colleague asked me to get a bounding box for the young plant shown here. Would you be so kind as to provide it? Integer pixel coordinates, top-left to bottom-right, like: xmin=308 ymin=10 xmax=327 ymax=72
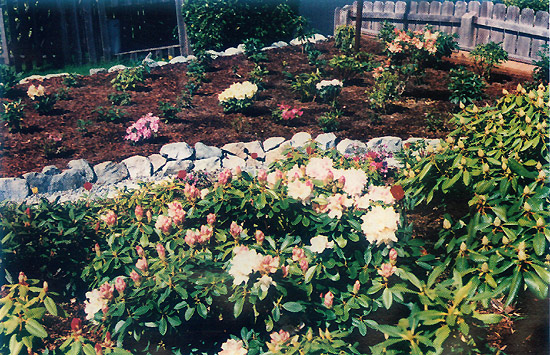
xmin=76 ymin=119 xmax=93 ymax=136
xmin=272 ymin=103 xmax=303 ymax=124
xmin=334 ymin=25 xmax=355 ymax=54
xmin=43 ymin=133 xmax=65 ymax=158
xmin=218 ymin=81 xmax=258 ymax=113
xmin=316 ymin=79 xmax=343 ymax=107
xmin=328 ymin=54 xmax=370 ymax=81
xmin=0 ymin=64 xmax=19 ymax=98
xmin=303 ymin=39 xmax=326 ymax=68
xmin=158 ymin=100 xmax=181 ymax=122
xmin=366 ymin=69 xmax=404 ymax=113
xmin=1 ymin=99 xmax=25 ymax=132
xmin=248 ymin=64 xmax=269 ymax=89
xmin=55 ymin=87 xmax=72 ymax=101
xmin=27 ymin=84 xmax=57 ymax=115
xmin=93 ymin=106 xmax=127 ymax=122
xmin=378 ymin=21 xmax=397 ymax=45
xmin=448 ymin=66 xmax=486 ymax=105
xmin=111 ymin=66 xmax=148 ymax=91
xmin=470 ymin=41 xmax=508 ymax=80
xmin=533 ymin=44 xmax=549 ymax=85
xmin=291 ymin=71 xmax=321 ymax=102
xmin=108 ymin=92 xmax=132 ymax=106
xmin=243 ymin=38 xmax=268 ymax=63
xmin=124 ymin=112 xmax=160 ymax=144
xmin=62 ymin=73 xmax=81 ymax=88
xmin=317 ymin=109 xmax=342 ymax=132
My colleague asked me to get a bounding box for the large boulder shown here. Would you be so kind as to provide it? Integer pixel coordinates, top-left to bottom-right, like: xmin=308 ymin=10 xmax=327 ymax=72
xmin=0 ymin=178 xmax=29 ymax=200
xmin=160 ymin=142 xmax=194 ymax=160
xmin=94 ymin=161 xmax=129 ymax=185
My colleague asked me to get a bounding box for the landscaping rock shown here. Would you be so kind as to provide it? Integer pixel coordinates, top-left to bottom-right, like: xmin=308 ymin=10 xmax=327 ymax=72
xmin=161 ymin=160 xmax=194 ymax=177
xmin=245 ymin=158 xmax=264 ymax=169
xmin=271 ymin=41 xmax=288 ymax=48
xmin=142 ymin=53 xmax=160 ymax=68
xmin=48 ymin=169 xmax=87 ymax=193
xmin=265 ymin=142 xmax=291 ymax=165
xmin=160 ymin=142 xmax=194 ymax=160
xmin=336 ymin=139 xmax=367 ymax=155
xmin=94 ymin=161 xmax=129 ymax=185
xmin=0 ymin=178 xmax=29 ymax=200
xmin=67 ymin=159 xmax=96 ymax=183
xmin=148 ymin=154 xmax=167 ymax=174
xmin=224 ymin=47 xmax=243 ymax=56
xmin=222 ymin=142 xmax=247 ymax=159
xmin=222 ymin=155 xmax=246 ymax=171
xmin=194 ymin=157 xmax=221 ymax=172
xmin=42 ymin=165 xmax=61 ymax=175
xmin=122 ymin=156 xmax=152 ymax=180
xmin=156 ymin=61 xmax=168 ymax=67
xmin=89 ymin=68 xmax=107 ymax=75
xmin=195 ymin=142 xmax=223 ymax=160
xmin=315 ymin=133 xmax=337 ymax=150
xmin=23 ymin=172 xmax=52 ymax=194
xmin=108 ymin=65 xmax=127 ymax=73
xmin=290 ymin=132 xmax=312 ymax=147
xmin=169 ymin=56 xmax=188 ymax=64
xmin=263 ymin=137 xmax=286 ymax=152
xmin=290 ymin=34 xmax=327 ymax=46
xmin=244 ymin=141 xmax=265 ymax=160
xmin=367 ymin=136 xmax=403 ymax=153
xmin=206 ymin=50 xmax=221 ymax=59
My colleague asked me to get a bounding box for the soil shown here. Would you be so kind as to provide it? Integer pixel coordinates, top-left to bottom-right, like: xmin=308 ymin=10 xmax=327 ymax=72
xmin=0 ymin=36 xmax=530 ymax=178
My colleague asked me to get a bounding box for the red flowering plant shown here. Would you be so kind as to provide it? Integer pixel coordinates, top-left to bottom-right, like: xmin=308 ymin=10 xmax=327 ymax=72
xmin=272 ymin=103 xmax=303 ymax=124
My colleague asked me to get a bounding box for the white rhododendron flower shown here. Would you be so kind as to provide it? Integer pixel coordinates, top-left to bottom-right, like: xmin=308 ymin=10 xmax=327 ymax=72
xmin=255 ymin=275 xmax=276 ymax=293
xmin=364 ymin=185 xmax=395 ymax=205
xmin=286 ymin=164 xmax=304 ymax=181
xmin=228 ymin=247 xmax=263 ymax=285
xmin=219 ymin=339 xmax=247 ymax=355
xmin=27 ymin=84 xmax=45 ymax=100
xmin=287 ymin=179 xmax=314 ymax=204
xmin=361 ymin=206 xmax=400 ymax=245
xmin=309 ymin=235 xmax=335 ymax=253
xmin=305 ymin=157 xmax=334 ymax=181
xmin=218 ymin=81 xmax=258 ymax=102
xmin=334 ymin=168 xmax=368 ymax=196
xmin=316 ymin=79 xmax=343 ymax=91
xmin=326 ymin=193 xmax=353 ymax=219
xmin=84 ymin=289 xmax=108 ymax=322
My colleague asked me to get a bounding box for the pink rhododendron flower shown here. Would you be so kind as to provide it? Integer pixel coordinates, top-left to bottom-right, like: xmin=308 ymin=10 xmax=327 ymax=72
xmin=333 ymin=168 xmax=367 ymax=196
xmin=326 ymin=193 xmax=353 ymax=219
xmin=378 ymin=263 xmax=397 ymax=278
xmin=219 ymin=338 xmax=247 ymax=355
xmin=185 ymin=229 xmax=198 ymax=247
xmin=230 ymin=221 xmax=243 ymax=239
xmin=299 ymin=258 xmax=309 ymax=272
xmin=292 ymin=247 xmax=306 ymax=261
xmin=258 ymin=255 xmax=280 ymax=275
xmin=184 ymin=183 xmax=201 ymax=201
xmin=218 ymin=169 xmax=233 ymax=185
xmin=135 ymin=205 xmax=144 ymax=221
xmin=228 ymin=247 xmax=263 ymax=285
xmin=136 ymin=257 xmax=148 ymax=271
xmin=305 ymin=157 xmax=334 ymax=181
xmin=156 ymin=243 xmax=166 ymax=260
xmin=269 ymin=329 xmax=290 ymax=351
xmin=101 ymin=210 xmax=117 ymax=226
xmin=124 ymin=113 xmax=160 ymax=143
xmin=130 ymin=270 xmax=140 ymax=284
xmin=282 ymin=265 xmax=289 ymax=277
xmin=99 ymin=282 xmax=114 ymax=300
xmin=155 ymin=215 xmax=172 ymax=234
xmin=353 ymin=280 xmax=361 ymax=293
xmin=389 ymin=248 xmax=398 ymax=262
xmin=257 ymin=169 xmax=268 ymax=183
xmin=255 ymin=230 xmax=265 ymax=244
xmin=207 ymin=213 xmax=216 ymax=225
xmin=136 ymin=245 xmax=144 ymax=257
xmin=287 ymin=179 xmax=314 ymax=204
xmin=286 ymin=164 xmax=304 ymax=181
xmin=267 ymin=169 xmax=283 ymax=187
xmin=115 ymin=277 xmax=126 ymax=294
xmin=322 ymin=291 xmax=334 ymax=308
xmin=167 ymin=201 xmax=186 ymax=225
xmin=198 ymin=225 xmax=213 ymax=243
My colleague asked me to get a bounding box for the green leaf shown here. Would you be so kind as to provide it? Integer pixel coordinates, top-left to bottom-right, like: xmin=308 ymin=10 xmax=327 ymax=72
xmin=418 ymin=162 xmax=432 ymax=181
xmin=532 ymin=264 xmax=550 ymax=284
xmin=158 ymin=317 xmax=167 ymax=336
xmin=234 ymin=296 xmax=245 ymax=318
xmin=184 ymin=307 xmax=195 ymax=321
xmin=9 ymin=334 xmax=23 ymax=355
xmin=282 ymin=302 xmax=304 ymax=313
xmin=382 ymin=288 xmax=393 ymax=309
xmin=442 ymin=172 xmax=461 ymax=191
xmin=533 ymin=232 xmax=546 ymax=256
xmin=505 ymin=268 xmax=522 ymax=307
xmin=473 ymin=313 xmax=502 ymax=324
xmin=44 ymin=297 xmax=58 ymax=316
xmin=25 ymin=318 xmax=48 ymax=338
xmin=197 ymin=303 xmax=208 ymax=319
xmin=305 ymin=265 xmax=318 ymax=283
xmin=463 ymin=169 xmax=470 ymax=186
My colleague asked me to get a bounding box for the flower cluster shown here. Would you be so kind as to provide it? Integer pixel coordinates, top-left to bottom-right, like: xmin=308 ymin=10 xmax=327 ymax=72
xmin=219 ymin=339 xmax=247 ymax=355
xmin=387 ymin=28 xmax=439 ymax=55
xmin=315 ymin=79 xmax=343 ymax=91
xmin=218 ymin=81 xmax=258 ymax=113
xmin=228 ymin=245 xmax=279 ymax=291
xmin=27 ymin=84 xmax=46 ymax=100
xmin=360 ymin=205 xmax=400 ymax=245
xmin=272 ymin=103 xmax=303 ymax=122
xmin=124 ymin=112 xmax=160 ymax=143
xmin=84 ymin=279 xmax=126 ymax=322
xmin=316 ymin=79 xmax=343 ymax=105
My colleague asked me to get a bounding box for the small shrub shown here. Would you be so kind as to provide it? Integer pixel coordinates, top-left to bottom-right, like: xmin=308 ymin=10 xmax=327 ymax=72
xmin=303 ymin=38 xmax=326 ymax=68
xmin=248 ymin=64 xmax=269 ymax=89
xmin=93 ymin=106 xmax=127 ymax=122
xmin=62 ymin=73 xmax=81 ymax=87
xmin=76 ymin=119 xmax=93 ymax=136
xmin=316 ymin=79 xmax=343 ymax=107
xmin=366 ymin=70 xmax=404 ymax=113
xmin=243 ymin=38 xmax=267 ymax=63
xmin=317 ymin=109 xmax=342 ymax=132
xmin=448 ymin=66 xmax=486 ymax=105
xmin=125 ymin=112 xmax=160 ymax=144
xmin=334 ymin=25 xmax=355 ymax=54
xmin=108 ymin=92 xmax=132 ymax=106
xmin=27 ymin=84 xmax=57 ymax=115
xmin=533 ymin=44 xmax=549 ymax=85
xmin=43 ymin=133 xmax=65 ymax=158
xmin=470 ymin=41 xmax=508 ymax=80
xmin=291 ymin=70 xmax=321 ymax=102
xmin=503 ymin=0 xmax=549 ymax=12
xmin=158 ymin=100 xmax=181 ymax=122
xmin=272 ymin=103 xmax=303 ymax=124
xmin=111 ymin=66 xmax=148 ymax=91
xmin=0 ymin=64 xmax=19 ymax=98
xmin=378 ymin=21 xmax=397 ymax=45
xmin=177 ymin=89 xmax=194 ymax=109
xmin=328 ymin=54 xmax=371 ymax=81
xmin=424 ymin=107 xmax=451 ymax=132
xmin=55 ymin=87 xmax=72 ymax=101
xmin=1 ymin=99 xmax=25 ymax=132
xmin=218 ymin=81 xmax=258 ymax=113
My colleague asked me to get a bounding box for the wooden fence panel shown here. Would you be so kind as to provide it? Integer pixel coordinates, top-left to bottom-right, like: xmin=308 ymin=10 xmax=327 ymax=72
xmin=372 ymin=1 xmax=384 ymax=32
xmin=416 ymin=1 xmax=430 ymax=30
xmin=439 ymin=1 xmax=454 ymax=34
xmin=453 ymin=1 xmax=467 ymax=35
xmin=409 ymin=2 xmax=418 ymax=30
xmin=429 ymin=1 xmax=441 ymax=31
xmin=490 ymin=3 xmax=506 ymax=43
xmin=532 ymin=11 xmax=549 ymax=60
xmin=516 ymin=8 xmax=535 ymax=60
xmin=503 ymin=6 xmax=520 ymax=54
xmin=395 ymin=1 xmax=407 ymax=30
xmin=477 ymin=1 xmax=493 ymax=45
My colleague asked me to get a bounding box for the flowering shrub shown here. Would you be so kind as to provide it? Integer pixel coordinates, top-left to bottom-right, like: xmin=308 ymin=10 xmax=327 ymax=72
xmin=1 ymin=99 xmax=25 ymax=132
xmin=271 ymin=103 xmax=303 ymax=123
xmin=316 ymin=79 xmax=343 ymax=107
xmin=124 ymin=112 xmax=160 ymax=143
xmin=218 ymin=81 xmax=258 ymax=113
xmin=27 ymin=84 xmax=57 ymax=114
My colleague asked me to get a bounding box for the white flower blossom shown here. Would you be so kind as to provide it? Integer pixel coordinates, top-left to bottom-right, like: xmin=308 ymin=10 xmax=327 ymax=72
xmin=309 ymin=235 xmax=335 ymax=253
xmin=84 ymin=289 xmax=108 ymax=322
xmin=361 ymin=206 xmax=400 ymax=245
xmin=305 ymin=157 xmax=334 ymax=181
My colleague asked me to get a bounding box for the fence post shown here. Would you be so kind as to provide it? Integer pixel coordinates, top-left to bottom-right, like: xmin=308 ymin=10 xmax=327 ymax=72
xmin=174 ymin=0 xmax=190 ymax=56
xmin=82 ymin=0 xmax=97 ymax=63
xmin=97 ymin=0 xmax=112 ymax=62
xmin=403 ymin=0 xmax=411 ymax=31
xmin=458 ymin=11 xmax=477 ymax=49
xmin=354 ymin=0 xmax=363 ymax=52
xmin=0 ymin=2 xmax=9 ymax=65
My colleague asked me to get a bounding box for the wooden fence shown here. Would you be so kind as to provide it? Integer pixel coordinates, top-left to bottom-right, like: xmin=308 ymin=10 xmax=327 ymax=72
xmin=0 ymin=0 xmax=190 ymax=71
xmin=335 ymin=1 xmax=550 ymax=63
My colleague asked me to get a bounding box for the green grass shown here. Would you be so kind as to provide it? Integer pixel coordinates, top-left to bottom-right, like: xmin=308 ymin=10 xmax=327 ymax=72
xmin=19 ymin=57 xmax=143 ymax=77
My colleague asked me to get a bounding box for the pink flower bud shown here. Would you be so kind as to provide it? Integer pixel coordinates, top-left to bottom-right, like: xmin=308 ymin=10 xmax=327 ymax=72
xmin=389 ymin=248 xmax=398 ymax=263
xmin=218 ymin=169 xmax=233 ymax=185
xmin=292 ymin=247 xmax=305 ymax=261
xmin=95 ymin=243 xmax=101 ymax=257
xmin=235 ymin=165 xmax=242 ymax=177
xmin=185 ymin=229 xmax=197 ymax=247
xmin=146 ymin=210 xmax=152 ymax=223
xmin=115 ymin=277 xmax=126 ymax=294
xmin=177 ymin=170 xmax=187 ymax=180
xmin=43 ymin=281 xmax=48 ymax=293
xmin=101 ymin=210 xmax=117 ymax=226
xmin=229 ymin=221 xmax=242 ymax=239
xmin=255 ymin=230 xmax=265 ymax=244
xmin=257 ymin=169 xmax=268 ymax=183
xmin=282 ymin=265 xmax=289 ymax=277
xmin=156 ymin=243 xmax=166 ymax=260
xmin=338 ymin=175 xmax=346 ymax=187
xmin=353 ymin=280 xmax=360 ymax=293
xmin=95 ymin=343 xmax=103 ymax=355
xmin=18 ymin=272 xmax=28 ymax=285
xmin=71 ymin=318 xmax=82 ymax=334
xmin=135 ymin=205 xmax=144 ymax=221
xmin=99 ymin=282 xmax=114 ymax=300
xmin=136 ymin=257 xmax=148 ymax=271
xmin=25 ymin=207 xmax=32 ymax=219
xmin=322 ymin=291 xmax=334 ymax=308
xmin=199 ymin=225 xmax=213 ymax=243
xmin=155 ymin=215 xmax=172 ymax=234
xmin=378 ymin=263 xmax=397 ymax=278
xmin=299 ymin=258 xmax=309 ymax=272
xmin=324 ymin=170 xmax=334 ymax=184
xmin=136 ymin=245 xmax=144 ymax=257
xmin=167 ymin=201 xmax=186 ymax=225
xmin=130 ymin=270 xmax=141 ymax=284
xmin=207 ymin=213 xmax=216 ymax=225
xmin=104 ymin=331 xmax=113 ymax=347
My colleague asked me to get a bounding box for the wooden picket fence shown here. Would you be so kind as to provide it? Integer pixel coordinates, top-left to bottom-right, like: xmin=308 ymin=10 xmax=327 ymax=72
xmin=0 ymin=0 xmax=190 ymax=71
xmin=335 ymin=0 xmax=549 ymax=63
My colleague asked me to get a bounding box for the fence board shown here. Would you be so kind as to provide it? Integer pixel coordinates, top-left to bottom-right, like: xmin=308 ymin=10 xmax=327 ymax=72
xmin=477 ymin=1 xmax=493 ymax=45
xmin=453 ymin=1 xmax=467 ymax=35
xmin=503 ymin=6 xmax=520 ymax=54
xmin=416 ymin=1 xmax=430 ymax=30
xmin=439 ymin=1 xmax=454 ymax=34
xmin=0 ymin=3 xmax=8 ymax=65
xmin=372 ymin=1 xmax=384 ymax=32
xmin=409 ymin=1 xmax=418 ymax=30
xmin=516 ymin=8 xmax=535 ymax=59
xmin=490 ymin=3 xmax=506 ymax=43
xmin=429 ymin=1 xmax=441 ymax=31
xmin=531 ymin=11 xmax=549 ymax=60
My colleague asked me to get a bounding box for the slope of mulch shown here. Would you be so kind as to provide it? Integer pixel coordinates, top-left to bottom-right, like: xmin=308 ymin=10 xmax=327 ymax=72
xmin=0 ymin=36 xmax=530 ymax=178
